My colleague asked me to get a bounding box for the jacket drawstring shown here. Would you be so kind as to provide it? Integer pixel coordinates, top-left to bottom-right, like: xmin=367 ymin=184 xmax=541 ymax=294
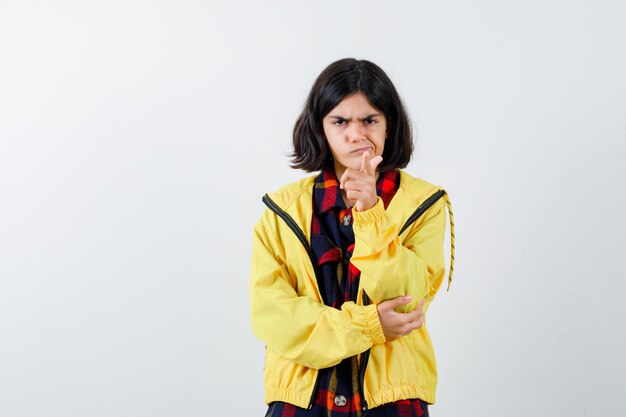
xmin=443 ymin=192 xmax=455 ymax=291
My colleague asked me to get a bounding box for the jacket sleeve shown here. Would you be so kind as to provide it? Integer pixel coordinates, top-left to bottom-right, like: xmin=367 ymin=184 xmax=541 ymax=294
xmin=350 ymin=195 xmax=447 ymax=312
xmin=249 ymin=210 xmax=386 ymax=370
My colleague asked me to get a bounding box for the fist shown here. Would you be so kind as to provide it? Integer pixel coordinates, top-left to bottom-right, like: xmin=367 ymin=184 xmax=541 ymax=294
xmin=339 ymin=150 xmax=383 ymax=212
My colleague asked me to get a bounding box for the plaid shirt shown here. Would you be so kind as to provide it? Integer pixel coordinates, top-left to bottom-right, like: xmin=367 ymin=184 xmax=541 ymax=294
xmin=265 ymin=168 xmax=429 ymax=417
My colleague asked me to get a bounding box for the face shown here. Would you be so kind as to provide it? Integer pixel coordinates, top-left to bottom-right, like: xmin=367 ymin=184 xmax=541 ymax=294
xmin=322 ymin=92 xmax=387 ymax=179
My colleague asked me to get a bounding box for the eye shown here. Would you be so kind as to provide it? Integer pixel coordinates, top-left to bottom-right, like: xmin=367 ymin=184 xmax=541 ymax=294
xmin=364 ymin=118 xmax=377 ymax=125
xmin=333 ymin=119 xmax=347 ymax=126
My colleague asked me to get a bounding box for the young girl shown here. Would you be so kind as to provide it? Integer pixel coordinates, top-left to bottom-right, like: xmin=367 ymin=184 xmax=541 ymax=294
xmin=250 ymin=58 xmax=455 ymax=417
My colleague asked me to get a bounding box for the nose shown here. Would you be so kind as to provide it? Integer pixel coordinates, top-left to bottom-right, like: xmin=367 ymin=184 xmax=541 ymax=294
xmin=347 ymin=120 xmax=366 ymax=142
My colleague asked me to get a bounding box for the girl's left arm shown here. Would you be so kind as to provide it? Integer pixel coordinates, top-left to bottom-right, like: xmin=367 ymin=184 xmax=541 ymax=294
xmin=350 ymin=195 xmax=447 ymax=313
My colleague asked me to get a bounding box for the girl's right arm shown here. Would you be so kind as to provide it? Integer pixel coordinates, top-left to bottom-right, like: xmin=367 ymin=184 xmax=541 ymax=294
xmin=249 ymin=212 xmax=386 ymax=370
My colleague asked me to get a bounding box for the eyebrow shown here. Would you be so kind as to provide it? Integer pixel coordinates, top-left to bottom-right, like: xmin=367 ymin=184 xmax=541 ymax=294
xmin=327 ymin=113 xmax=382 ymax=121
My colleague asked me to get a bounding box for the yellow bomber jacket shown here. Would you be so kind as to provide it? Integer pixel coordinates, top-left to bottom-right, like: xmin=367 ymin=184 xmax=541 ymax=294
xmin=249 ymin=169 xmax=455 ymax=410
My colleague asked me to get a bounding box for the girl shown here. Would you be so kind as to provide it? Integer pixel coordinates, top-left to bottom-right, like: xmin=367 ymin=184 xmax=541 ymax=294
xmin=250 ymin=58 xmax=455 ymax=417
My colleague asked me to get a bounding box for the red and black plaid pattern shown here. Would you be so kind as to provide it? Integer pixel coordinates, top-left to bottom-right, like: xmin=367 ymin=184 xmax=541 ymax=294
xmin=310 ymin=168 xmax=399 ymax=308
xmin=265 ymin=168 xmax=429 ymax=417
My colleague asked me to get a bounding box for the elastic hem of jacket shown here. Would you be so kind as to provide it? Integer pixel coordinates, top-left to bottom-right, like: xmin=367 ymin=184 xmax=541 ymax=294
xmin=352 ymin=197 xmax=384 ymax=226
xmin=363 ymin=304 xmax=386 ymax=345
xmin=265 ymin=386 xmax=315 ymax=409
xmin=365 ymin=384 xmax=436 ymax=407
xmin=265 ymin=383 xmax=437 ymax=410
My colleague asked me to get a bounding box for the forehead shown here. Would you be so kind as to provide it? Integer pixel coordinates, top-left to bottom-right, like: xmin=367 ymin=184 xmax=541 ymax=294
xmin=326 ymin=92 xmax=382 ymax=116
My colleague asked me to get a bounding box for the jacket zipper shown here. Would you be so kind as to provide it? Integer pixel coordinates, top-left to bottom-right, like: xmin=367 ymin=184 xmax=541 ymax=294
xmin=262 ymin=194 xmax=319 ymax=273
xmin=358 ymin=292 xmax=371 ymax=413
xmin=398 ymin=189 xmax=446 ymax=235
xmin=262 ymin=189 xmax=446 ymax=411
xmin=262 ymin=194 xmax=321 ymax=409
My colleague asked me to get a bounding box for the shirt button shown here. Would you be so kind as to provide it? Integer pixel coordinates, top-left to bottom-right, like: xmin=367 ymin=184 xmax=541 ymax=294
xmin=334 ymin=394 xmax=347 ymax=406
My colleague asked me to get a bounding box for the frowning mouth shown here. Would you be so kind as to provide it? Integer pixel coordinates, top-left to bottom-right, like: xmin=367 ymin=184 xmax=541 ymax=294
xmin=351 ymin=147 xmax=374 ymax=154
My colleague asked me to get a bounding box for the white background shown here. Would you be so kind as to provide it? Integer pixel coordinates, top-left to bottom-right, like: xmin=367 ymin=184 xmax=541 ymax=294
xmin=1 ymin=1 xmax=625 ymax=416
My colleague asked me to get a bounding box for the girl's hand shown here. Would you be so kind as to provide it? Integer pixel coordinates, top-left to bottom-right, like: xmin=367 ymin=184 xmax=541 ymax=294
xmin=339 ymin=151 xmax=383 ymax=212
xmin=376 ymin=296 xmax=425 ymax=341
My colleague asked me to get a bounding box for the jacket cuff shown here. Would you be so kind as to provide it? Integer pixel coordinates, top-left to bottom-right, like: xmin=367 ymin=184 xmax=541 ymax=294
xmin=363 ymin=304 xmax=386 ymax=344
xmin=353 ymin=197 xmax=384 ymax=226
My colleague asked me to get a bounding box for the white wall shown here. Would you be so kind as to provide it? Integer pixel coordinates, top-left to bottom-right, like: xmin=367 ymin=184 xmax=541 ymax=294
xmin=1 ymin=1 xmax=625 ymax=416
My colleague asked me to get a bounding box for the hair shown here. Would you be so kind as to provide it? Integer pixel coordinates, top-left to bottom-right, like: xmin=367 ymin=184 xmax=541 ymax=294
xmin=290 ymin=58 xmax=414 ymax=172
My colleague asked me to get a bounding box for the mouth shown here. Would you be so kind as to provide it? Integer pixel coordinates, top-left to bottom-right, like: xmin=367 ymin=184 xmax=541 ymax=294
xmin=351 ymin=146 xmax=375 ymax=154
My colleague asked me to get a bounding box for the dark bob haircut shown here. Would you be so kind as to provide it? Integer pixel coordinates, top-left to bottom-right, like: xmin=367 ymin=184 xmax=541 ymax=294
xmin=290 ymin=58 xmax=413 ymax=172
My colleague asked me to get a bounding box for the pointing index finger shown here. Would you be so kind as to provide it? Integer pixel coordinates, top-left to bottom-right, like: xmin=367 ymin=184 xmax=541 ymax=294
xmin=360 ymin=150 xmax=373 ymax=175
xmin=370 ymin=155 xmax=383 ymax=172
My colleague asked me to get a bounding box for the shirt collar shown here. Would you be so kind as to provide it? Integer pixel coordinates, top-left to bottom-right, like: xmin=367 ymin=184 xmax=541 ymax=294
xmin=313 ymin=168 xmax=344 ymax=214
